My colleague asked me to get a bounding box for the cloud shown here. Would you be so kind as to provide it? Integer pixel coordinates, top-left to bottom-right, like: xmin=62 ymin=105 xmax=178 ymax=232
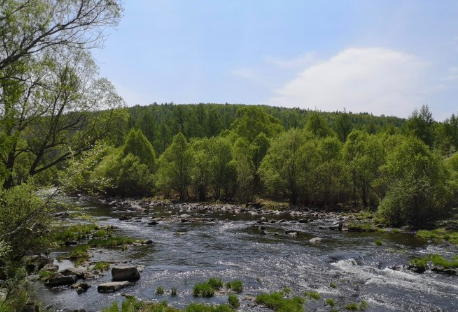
xmin=270 ymin=48 xmax=428 ymax=118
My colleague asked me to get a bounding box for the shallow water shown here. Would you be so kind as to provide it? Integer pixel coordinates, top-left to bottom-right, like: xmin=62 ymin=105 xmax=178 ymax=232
xmin=38 ymin=198 xmax=458 ymax=312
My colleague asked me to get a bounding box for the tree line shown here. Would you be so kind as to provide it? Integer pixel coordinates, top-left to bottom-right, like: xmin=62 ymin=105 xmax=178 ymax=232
xmin=62 ymin=105 xmax=458 ymax=227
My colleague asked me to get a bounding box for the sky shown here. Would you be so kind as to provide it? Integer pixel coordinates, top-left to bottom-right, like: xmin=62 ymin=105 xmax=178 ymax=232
xmin=92 ymin=0 xmax=458 ymax=120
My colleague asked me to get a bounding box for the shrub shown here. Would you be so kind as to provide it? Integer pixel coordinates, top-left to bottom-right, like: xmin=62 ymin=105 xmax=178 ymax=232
xmin=228 ymin=294 xmax=240 ymax=308
xmin=193 ymin=282 xmax=215 ymax=297
xmin=305 ymin=291 xmax=320 ymax=300
xmin=207 ymin=278 xmax=223 ymax=290
xmin=325 ymin=298 xmax=335 ymax=307
xmin=156 ymin=286 xmax=165 ymax=295
xmin=255 ymin=292 xmax=305 ymax=312
xmin=226 ymin=280 xmax=243 ymax=293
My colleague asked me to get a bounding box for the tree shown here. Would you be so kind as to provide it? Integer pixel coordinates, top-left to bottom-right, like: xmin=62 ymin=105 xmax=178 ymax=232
xmin=379 ymin=137 xmax=452 ymax=226
xmin=406 ymin=105 xmax=435 ymax=148
xmin=0 ymin=0 xmax=124 ymax=188
xmin=305 ymin=112 xmax=334 ymax=138
xmin=121 ymin=128 xmax=157 ymax=170
xmin=343 ymin=130 xmax=385 ymax=207
xmin=334 ymin=112 xmax=353 ymax=142
xmin=0 ymin=0 xmax=122 ymax=75
xmin=1 ymin=49 xmax=125 ymax=188
xmin=260 ymin=129 xmax=318 ymax=205
xmin=156 ymin=132 xmax=193 ymax=200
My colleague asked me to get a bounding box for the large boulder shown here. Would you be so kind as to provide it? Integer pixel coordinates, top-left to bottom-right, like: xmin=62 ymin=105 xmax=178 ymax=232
xmin=60 ymin=267 xmax=87 ymax=279
xmin=111 ymin=266 xmax=140 ymax=281
xmin=45 ymin=273 xmax=77 ymax=287
xmin=97 ymin=281 xmax=131 ymax=293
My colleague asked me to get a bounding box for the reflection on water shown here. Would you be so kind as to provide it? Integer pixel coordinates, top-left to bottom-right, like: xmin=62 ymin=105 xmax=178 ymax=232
xmin=38 ymin=198 xmax=458 ymax=312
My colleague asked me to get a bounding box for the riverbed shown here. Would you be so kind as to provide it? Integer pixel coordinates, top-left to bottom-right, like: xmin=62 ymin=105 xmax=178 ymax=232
xmin=37 ymin=198 xmax=458 ymax=312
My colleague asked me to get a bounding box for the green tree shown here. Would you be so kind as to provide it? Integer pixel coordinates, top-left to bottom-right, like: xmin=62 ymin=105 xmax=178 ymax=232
xmin=334 ymin=112 xmax=353 ymax=142
xmin=157 ymin=132 xmax=193 ymax=200
xmin=305 ymin=112 xmax=334 ymax=138
xmin=260 ymin=129 xmax=317 ymax=205
xmin=343 ymin=130 xmax=385 ymax=207
xmin=0 ymin=0 xmax=124 ymax=188
xmin=406 ymin=105 xmax=435 ymax=148
xmin=190 ymin=138 xmax=212 ymax=201
xmin=121 ymin=128 xmax=157 ymax=170
xmin=379 ymin=137 xmax=452 ymax=226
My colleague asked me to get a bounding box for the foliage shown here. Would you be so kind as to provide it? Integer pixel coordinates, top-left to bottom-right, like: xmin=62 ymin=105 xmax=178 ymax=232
xmin=226 ymin=280 xmax=243 ymax=293
xmin=255 ymin=291 xmax=305 ymax=312
xmin=228 ymin=294 xmax=240 ymax=309
xmin=0 ymin=183 xmax=54 ymax=260
xmin=93 ymin=261 xmax=110 ymax=271
xmin=193 ymin=282 xmax=215 ymax=297
xmin=378 ymin=137 xmax=453 ymax=226
xmin=305 ymin=291 xmax=320 ymax=300
xmin=207 ymin=278 xmax=223 ymax=290
xmin=416 ymin=229 xmax=458 ymax=245
xmin=157 ymin=133 xmax=193 ymax=200
xmin=156 ymin=286 xmax=165 ymax=295
xmin=409 ymin=254 xmax=458 ymax=270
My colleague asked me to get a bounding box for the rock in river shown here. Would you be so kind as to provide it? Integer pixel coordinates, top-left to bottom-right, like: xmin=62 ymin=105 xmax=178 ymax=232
xmin=45 ymin=273 xmax=77 ymax=287
xmin=97 ymin=281 xmax=131 ymax=293
xmin=112 ymin=266 xmax=140 ymax=281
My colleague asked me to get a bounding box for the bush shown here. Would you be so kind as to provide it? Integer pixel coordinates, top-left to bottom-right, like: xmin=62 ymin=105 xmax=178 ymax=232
xmin=193 ymin=282 xmax=215 ymax=297
xmin=207 ymin=278 xmax=223 ymax=290
xmin=226 ymin=280 xmax=243 ymax=293
xmin=0 ymin=183 xmax=58 ymax=262
xmin=255 ymin=292 xmax=305 ymax=312
xmin=228 ymin=294 xmax=240 ymax=309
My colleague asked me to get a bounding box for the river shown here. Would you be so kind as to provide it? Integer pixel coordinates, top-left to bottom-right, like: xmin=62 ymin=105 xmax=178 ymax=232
xmin=37 ymin=197 xmax=458 ymax=312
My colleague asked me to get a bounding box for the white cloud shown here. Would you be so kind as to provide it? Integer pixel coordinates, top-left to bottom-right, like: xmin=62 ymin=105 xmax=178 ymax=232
xmin=270 ymin=48 xmax=428 ymax=118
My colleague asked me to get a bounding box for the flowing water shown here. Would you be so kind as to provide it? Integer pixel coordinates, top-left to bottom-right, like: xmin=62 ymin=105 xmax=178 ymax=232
xmin=37 ymin=198 xmax=458 ymax=312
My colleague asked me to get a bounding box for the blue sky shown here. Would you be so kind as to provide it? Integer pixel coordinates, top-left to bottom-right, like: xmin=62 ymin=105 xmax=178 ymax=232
xmin=92 ymin=0 xmax=458 ymax=120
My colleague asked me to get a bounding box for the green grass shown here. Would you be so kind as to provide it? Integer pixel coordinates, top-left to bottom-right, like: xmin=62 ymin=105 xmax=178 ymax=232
xmin=171 ymin=287 xmax=177 ymax=296
xmin=416 ymin=229 xmax=458 ymax=245
xmin=330 ymin=282 xmax=337 ymax=288
xmin=305 ymin=291 xmax=320 ymax=300
xmin=101 ymin=297 xmax=234 ymax=312
xmin=156 ymin=286 xmax=165 ymax=295
xmin=68 ymin=245 xmax=90 ymax=262
xmin=193 ymin=282 xmax=215 ymax=297
xmin=228 ymin=294 xmax=240 ymax=309
xmin=186 ymin=303 xmax=234 ymax=312
xmin=38 ymin=270 xmax=52 ymax=281
xmin=325 ymin=298 xmax=335 ymax=307
xmin=93 ymin=261 xmax=110 ymax=271
xmin=207 ymin=278 xmax=223 ymax=290
xmin=226 ymin=280 xmax=243 ymax=293
xmin=345 ymin=302 xmax=359 ymax=310
xmin=344 ymin=301 xmax=368 ymax=311
xmin=88 ymin=236 xmax=137 ymax=248
xmin=375 ymin=239 xmax=383 ymax=246
xmin=347 ymin=222 xmax=376 ymax=232
xmin=53 ymin=224 xmax=99 ymax=243
xmin=255 ymin=292 xmax=305 ymax=312
xmin=409 ymin=254 xmax=458 ymax=270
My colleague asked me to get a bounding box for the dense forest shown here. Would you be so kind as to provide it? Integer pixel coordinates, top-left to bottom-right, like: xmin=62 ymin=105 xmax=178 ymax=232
xmin=55 ymin=102 xmax=458 ymax=227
